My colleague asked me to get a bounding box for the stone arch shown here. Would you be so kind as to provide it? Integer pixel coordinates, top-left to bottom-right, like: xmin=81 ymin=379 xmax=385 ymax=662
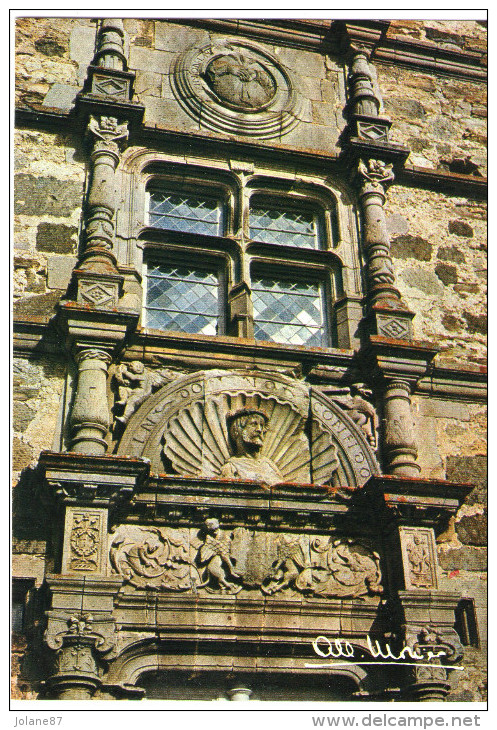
xmin=117 ymin=369 xmax=380 ymax=487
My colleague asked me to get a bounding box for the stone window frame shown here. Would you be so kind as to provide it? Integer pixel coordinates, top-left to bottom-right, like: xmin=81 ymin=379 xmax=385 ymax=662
xmin=117 ymin=152 xmax=363 ymax=345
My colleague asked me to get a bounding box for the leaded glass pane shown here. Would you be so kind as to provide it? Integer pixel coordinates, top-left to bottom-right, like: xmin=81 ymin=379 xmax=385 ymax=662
xmin=145 ymin=263 xmax=219 ymax=336
xmin=148 ymin=191 xmax=222 ymax=236
xmin=249 ymin=206 xmax=319 ymax=248
xmin=252 ymin=276 xmax=325 ymax=346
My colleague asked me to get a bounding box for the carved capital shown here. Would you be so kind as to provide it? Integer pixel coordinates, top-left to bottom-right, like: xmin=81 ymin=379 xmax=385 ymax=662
xmin=357 ymin=158 xmax=394 ymax=191
xmin=87 ymin=115 xmax=129 ymax=153
xmin=76 ymin=348 xmax=112 ymax=366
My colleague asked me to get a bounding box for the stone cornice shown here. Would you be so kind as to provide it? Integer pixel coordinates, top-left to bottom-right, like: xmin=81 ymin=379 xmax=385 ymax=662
xmin=163 ymin=18 xmax=486 ymax=81
xmin=14 ymin=107 xmax=487 ymax=198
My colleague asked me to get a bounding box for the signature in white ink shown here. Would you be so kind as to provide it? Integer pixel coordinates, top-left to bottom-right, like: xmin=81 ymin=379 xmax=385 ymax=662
xmin=306 ymin=634 xmax=464 ymax=671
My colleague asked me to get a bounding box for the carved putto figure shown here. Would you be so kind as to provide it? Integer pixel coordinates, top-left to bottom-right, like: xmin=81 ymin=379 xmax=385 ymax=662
xmin=114 ymin=361 xmax=181 ymax=425
xmin=199 ymin=518 xmax=242 ymax=593
xmin=203 ymin=51 xmax=275 ymax=110
xmin=220 ymin=408 xmax=283 ymax=486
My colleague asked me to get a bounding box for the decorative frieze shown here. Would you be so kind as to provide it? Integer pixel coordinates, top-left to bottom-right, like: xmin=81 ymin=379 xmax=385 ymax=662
xmin=110 ymin=520 xmax=383 ymax=599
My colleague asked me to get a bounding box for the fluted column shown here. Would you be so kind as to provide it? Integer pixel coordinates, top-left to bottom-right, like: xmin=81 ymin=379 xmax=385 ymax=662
xmin=70 ymin=349 xmax=112 ymax=455
xmin=383 ymin=379 xmax=420 ymax=477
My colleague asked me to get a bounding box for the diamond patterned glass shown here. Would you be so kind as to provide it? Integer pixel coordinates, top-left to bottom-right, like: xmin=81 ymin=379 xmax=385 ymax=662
xmin=249 ymin=206 xmax=319 ymax=248
xmin=148 ymin=191 xmax=222 ymax=236
xmin=252 ymin=276 xmax=325 ymax=346
xmin=145 ymin=263 xmax=219 ymax=335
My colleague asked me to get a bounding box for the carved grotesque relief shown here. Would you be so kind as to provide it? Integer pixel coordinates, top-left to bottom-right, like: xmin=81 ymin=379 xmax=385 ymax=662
xmin=117 ymin=370 xmax=380 ymax=488
xmin=172 ymin=40 xmax=302 ymax=139
xmin=110 ymin=521 xmax=383 ymax=600
xmin=319 ymin=383 xmax=377 ymax=447
xmin=113 ymin=362 xmax=185 ymax=426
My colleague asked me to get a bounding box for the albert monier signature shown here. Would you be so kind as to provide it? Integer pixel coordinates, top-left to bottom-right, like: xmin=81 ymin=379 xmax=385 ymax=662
xmin=306 ymin=635 xmax=464 ymax=670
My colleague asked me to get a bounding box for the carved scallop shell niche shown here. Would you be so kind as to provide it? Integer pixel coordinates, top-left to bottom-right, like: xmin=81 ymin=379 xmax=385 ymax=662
xmin=117 ymin=370 xmax=379 ymax=488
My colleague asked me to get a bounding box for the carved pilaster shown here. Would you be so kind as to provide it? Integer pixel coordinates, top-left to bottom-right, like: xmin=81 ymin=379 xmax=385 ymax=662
xmin=94 ymin=19 xmax=126 ymax=71
xmin=70 ymin=348 xmax=112 ymax=455
xmin=62 ymin=507 xmax=108 ymax=575
xmin=228 ymin=683 xmax=253 ymax=701
xmin=382 ymin=378 xmax=420 ymax=477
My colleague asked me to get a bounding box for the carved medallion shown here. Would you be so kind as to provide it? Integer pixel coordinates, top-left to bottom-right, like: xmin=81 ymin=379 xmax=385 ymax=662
xmin=172 ymin=40 xmax=302 ymax=139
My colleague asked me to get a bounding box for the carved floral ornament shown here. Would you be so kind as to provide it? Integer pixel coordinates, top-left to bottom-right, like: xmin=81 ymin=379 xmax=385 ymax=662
xmin=110 ymin=521 xmax=383 ymax=599
xmin=172 ymin=39 xmax=303 ymax=138
xmin=117 ymin=369 xmax=380 ymax=488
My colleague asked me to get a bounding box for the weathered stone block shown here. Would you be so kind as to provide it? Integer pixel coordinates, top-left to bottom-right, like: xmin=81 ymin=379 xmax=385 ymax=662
xmin=13 ymin=403 xmax=36 ymax=432
xmin=36 ymin=223 xmax=78 ymax=254
xmin=463 ymin=311 xmax=487 ymax=335
xmin=437 ymin=245 xmax=466 ymax=264
xmin=442 ymin=313 xmax=461 ymax=331
xmin=42 ymin=83 xmax=79 ymax=111
xmin=416 ymin=399 xmax=469 ymax=420
xmin=15 ymin=174 xmax=83 ymax=217
xmin=449 ymin=220 xmax=474 ymax=238
xmin=386 ymin=213 xmax=409 ymax=237
xmin=154 ymin=21 xmax=209 ymax=52
xmin=47 ymin=254 xmax=78 ymax=289
xmin=13 ymin=291 xmax=62 ymax=318
xmin=446 ymin=455 xmax=486 ymax=505
xmin=456 ymin=512 xmax=487 ymax=546
xmin=435 ymin=263 xmax=458 ymax=285
xmin=401 ymin=267 xmax=443 ymax=295
xmin=34 ymin=34 xmax=66 ymax=57
xmin=384 ymin=97 xmax=426 ymax=120
xmin=439 ymin=546 xmax=487 ymax=572
xmin=391 ymin=234 xmax=432 ymax=261
xmin=12 ymin=437 xmax=33 ymax=472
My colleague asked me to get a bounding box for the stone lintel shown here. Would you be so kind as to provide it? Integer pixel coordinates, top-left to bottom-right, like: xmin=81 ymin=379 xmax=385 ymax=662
xmin=56 ymin=301 xmax=139 ymax=353
xmin=39 ymin=450 xmax=150 ymax=507
xmin=360 ymin=474 xmax=474 ymax=530
xmin=363 ymin=335 xmax=439 ymax=385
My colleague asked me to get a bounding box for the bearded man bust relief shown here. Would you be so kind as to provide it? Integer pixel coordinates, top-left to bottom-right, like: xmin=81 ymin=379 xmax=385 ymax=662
xmin=220 ymin=408 xmax=283 ymax=486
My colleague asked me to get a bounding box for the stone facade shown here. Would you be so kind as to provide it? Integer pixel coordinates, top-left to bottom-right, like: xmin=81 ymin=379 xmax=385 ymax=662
xmin=13 ymin=17 xmax=486 ymax=703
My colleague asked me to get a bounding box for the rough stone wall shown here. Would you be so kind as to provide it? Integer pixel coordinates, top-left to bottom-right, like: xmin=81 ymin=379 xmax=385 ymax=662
xmin=378 ymin=65 xmax=486 ymax=177
xmin=14 ymin=128 xmax=86 ymax=319
xmin=12 ymin=357 xmax=66 ymax=575
xmin=387 ymin=19 xmax=487 ymax=56
xmin=385 ymin=187 xmax=486 ymax=367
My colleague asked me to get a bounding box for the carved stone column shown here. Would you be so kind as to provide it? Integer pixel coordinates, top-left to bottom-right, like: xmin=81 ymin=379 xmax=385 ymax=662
xmin=74 ymin=116 xmax=128 ymax=308
xmin=70 ymin=349 xmax=112 ymax=455
xmin=44 ymin=614 xmax=104 ymax=700
xmin=382 ymin=378 xmax=420 ymax=477
xmin=94 ymin=19 xmax=126 ymax=70
xmin=355 ymin=161 xmax=413 ymax=335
